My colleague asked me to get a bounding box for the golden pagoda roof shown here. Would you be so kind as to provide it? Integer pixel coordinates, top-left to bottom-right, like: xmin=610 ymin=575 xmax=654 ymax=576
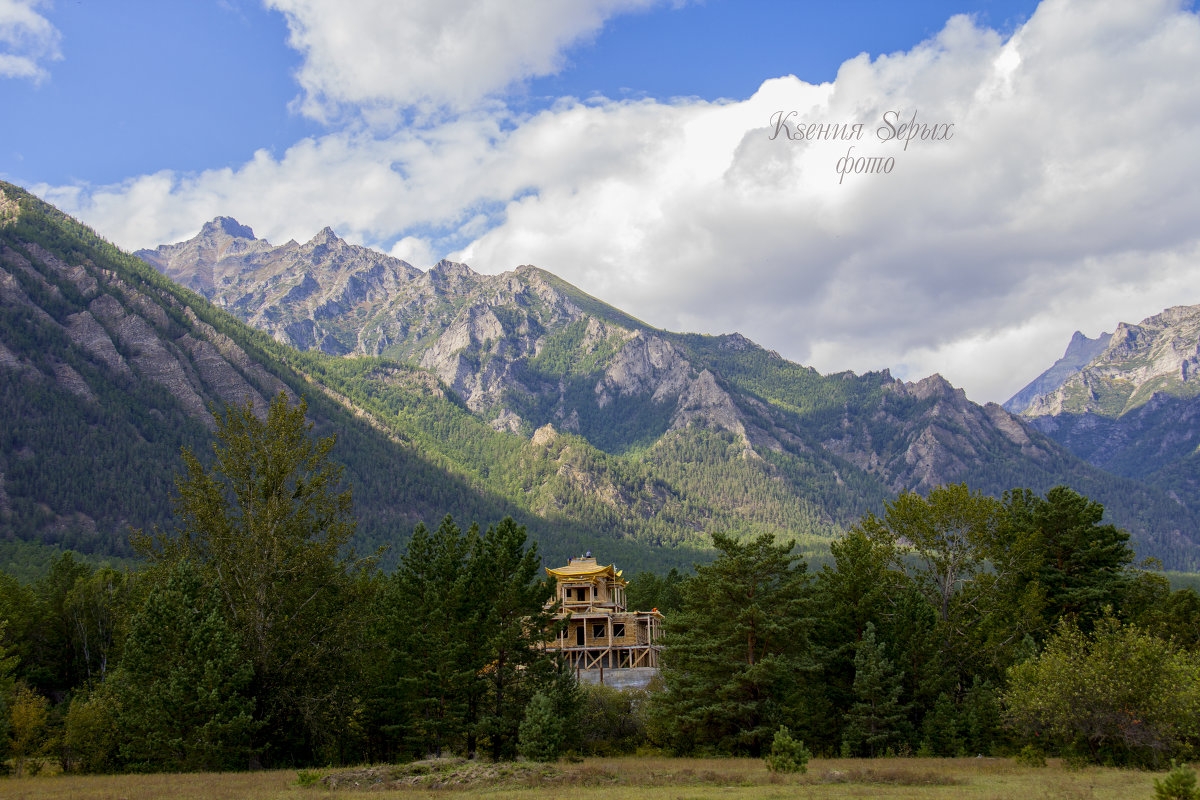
xmin=546 ymin=556 xmax=623 ymax=580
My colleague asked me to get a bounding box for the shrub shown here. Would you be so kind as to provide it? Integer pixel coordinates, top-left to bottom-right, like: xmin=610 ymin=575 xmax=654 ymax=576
xmin=765 ymin=726 xmax=810 ymax=774
xmin=518 ymin=692 xmax=565 ymax=762
xmin=296 ymin=770 xmax=322 ymax=787
xmin=1005 ymin=616 xmax=1200 ymax=766
xmin=64 ymin=689 xmax=120 ymax=773
xmin=1155 ymin=761 xmax=1199 ymax=800
xmin=578 ymin=684 xmax=647 ymax=755
xmin=1015 ymin=744 xmax=1047 ymax=767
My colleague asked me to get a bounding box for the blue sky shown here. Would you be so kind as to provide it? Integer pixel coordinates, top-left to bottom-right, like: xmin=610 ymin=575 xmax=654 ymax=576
xmin=3 ymin=0 xmax=1199 ymax=403
xmin=4 ymin=1 xmax=1038 ymax=186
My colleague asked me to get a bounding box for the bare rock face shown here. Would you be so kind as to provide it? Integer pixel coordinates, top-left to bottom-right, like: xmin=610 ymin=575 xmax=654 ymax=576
xmin=89 ymin=294 xmax=211 ymax=422
xmin=596 ymin=333 xmax=691 ymax=406
xmin=178 ymin=334 xmax=268 ymax=417
xmin=0 ymin=340 xmax=21 ymax=370
xmin=65 ymin=310 xmax=132 ymax=377
xmin=0 ymin=258 xmax=57 ymax=325
xmin=668 ymin=369 xmax=749 ymax=443
xmin=531 ymin=423 xmax=559 ymax=447
xmin=24 ymin=243 xmax=99 ymax=297
xmin=0 ymin=187 xmax=18 ymax=227
xmin=52 ymin=361 xmax=95 ymax=403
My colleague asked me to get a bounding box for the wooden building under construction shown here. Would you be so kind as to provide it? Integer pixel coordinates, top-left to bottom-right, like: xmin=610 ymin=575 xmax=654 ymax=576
xmin=545 ymin=555 xmax=663 ymax=687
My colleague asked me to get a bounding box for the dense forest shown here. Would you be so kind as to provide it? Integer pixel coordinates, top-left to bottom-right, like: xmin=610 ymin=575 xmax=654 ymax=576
xmin=0 ymin=392 xmax=1197 ymax=774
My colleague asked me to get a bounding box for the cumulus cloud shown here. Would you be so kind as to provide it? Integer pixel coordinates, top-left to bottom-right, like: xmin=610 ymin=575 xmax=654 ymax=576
xmin=0 ymin=0 xmax=61 ymax=81
xmin=44 ymin=0 xmax=1200 ymax=403
xmin=265 ymin=0 xmax=671 ymax=120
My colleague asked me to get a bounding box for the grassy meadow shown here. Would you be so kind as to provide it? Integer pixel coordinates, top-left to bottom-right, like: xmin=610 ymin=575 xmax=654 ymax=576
xmin=0 ymin=756 xmax=1166 ymax=800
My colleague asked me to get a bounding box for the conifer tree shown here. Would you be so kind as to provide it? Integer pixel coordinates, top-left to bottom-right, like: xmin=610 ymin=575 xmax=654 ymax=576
xmin=652 ymin=532 xmax=815 ymax=755
xmin=475 ymin=517 xmax=559 ymax=760
xmin=842 ymin=622 xmax=908 ymax=757
xmin=375 ymin=515 xmax=483 ymax=759
xmin=107 ymin=560 xmax=255 ymax=772
xmin=518 ymin=691 xmax=565 ymax=761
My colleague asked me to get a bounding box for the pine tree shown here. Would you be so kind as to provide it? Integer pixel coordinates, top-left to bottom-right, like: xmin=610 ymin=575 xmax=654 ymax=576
xmin=108 ymin=560 xmax=256 ymax=772
xmin=374 ymin=515 xmax=484 ymax=759
xmin=651 ymin=532 xmax=815 ymax=755
xmin=842 ymin=622 xmax=908 ymax=757
xmin=518 ymin=692 xmax=565 ymax=761
xmin=475 ymin=517 xmax=559 ymax=761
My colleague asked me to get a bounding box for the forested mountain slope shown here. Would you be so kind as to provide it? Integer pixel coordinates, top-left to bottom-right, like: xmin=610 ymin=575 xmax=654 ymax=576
xmin=0 ymin=182 xmax=702 ymax=574
xmin=129 ymin=211 xmax=1200 ymax=570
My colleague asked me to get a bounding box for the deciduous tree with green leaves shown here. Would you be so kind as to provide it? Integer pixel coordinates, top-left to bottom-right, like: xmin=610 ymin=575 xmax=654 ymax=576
xmin=133 ymin=393 xmax=376 ymax=766
xmin=1004 ymin=614 xmax=1200 ymax=766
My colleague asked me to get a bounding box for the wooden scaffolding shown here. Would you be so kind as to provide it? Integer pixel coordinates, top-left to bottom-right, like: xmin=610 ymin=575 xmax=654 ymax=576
xmin=544 ymin=555 xmax=663 ymax=678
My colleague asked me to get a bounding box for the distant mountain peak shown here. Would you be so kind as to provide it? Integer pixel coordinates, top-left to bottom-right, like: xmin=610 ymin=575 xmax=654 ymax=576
xmin=907 ymin=373 xmax=960 ymax=401
xmin=307 ymin=226 xmax=341 ymax=247
xmin=1004 ymin=328 xmax=1112 ymax=414
xmin=200 ymin=216 xmax=255 ymax=241
xmin=429 ymin=259 xmax=475 ymax=276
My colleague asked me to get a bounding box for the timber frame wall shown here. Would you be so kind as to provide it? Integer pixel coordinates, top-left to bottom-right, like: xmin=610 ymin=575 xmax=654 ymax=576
xmin=544 ymin=556 xmax=663 ymax=674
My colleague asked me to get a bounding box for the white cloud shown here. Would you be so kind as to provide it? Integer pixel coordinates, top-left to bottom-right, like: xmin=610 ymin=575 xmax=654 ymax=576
xmin=264 ymin=0 xmax=671 ymax=120
xmin=0 ymin=0 xmax=61 ymax=81
xmin=42 ymin=0 xmax=1200 ymax=404
xmin=389 ymin=235 xmax=436 ymax=269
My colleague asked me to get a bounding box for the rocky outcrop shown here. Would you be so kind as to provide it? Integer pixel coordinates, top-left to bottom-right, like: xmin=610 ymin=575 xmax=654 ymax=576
xmin=0 ymin=187 xmax=18 ymax=227
xmin=819 ymin=372 xmax=1051 ymax=492
xmin=1019 ymin=305 xmax=1200 ymax=419
xmin=668 ymin=369 xmax=748 ymax=443
xmin=52 ymin=361 xmax=95 ymax=402
xmin=65 ymin=310 xmax=132 ymax=377
xmin=596 ymin=333 xmax=691 ymax=406
xmin=88 ymin=293 xmax=211 ymax=422
xmin=1 ymin=234 xmax=292 ymax=430
xmin=0 ymin=340 xmax=21 ymax=370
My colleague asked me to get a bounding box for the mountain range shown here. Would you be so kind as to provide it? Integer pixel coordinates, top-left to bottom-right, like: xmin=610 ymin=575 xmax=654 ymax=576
xmin=3 ymin=179 xmax=1199 ymax=574
xmin=1006 ymin=305 xmax=1200 ymax=520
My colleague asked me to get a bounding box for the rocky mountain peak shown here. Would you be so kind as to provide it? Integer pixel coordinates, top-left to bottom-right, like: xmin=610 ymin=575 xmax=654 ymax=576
xmin=200 ymin=216 xmax=255 ymax=241
xmin=306 ymin=227 xmax=342 ymax=248
xmin=429 ymin=259 xmax=476 ymax=279
xmin=1004 ymin=328 xmax=1111 ymax=414
xmin=718 ymin=333 xmax=754 ymax=352
xmin=906 ymin=373 xmax=962 ymax=402
xmin=1015 ymin=302 xmax=1200 ymax=419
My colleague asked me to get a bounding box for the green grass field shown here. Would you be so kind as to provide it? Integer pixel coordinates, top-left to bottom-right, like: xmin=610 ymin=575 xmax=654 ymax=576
xmin=0 ymin=756 xmax=1169 ymax=800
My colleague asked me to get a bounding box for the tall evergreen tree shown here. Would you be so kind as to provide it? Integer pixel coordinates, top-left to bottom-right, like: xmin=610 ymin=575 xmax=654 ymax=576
xmin=373 ymin=515 xmax=483 ymax=759
xmin=842 ymin=622 xmax=908 ymax=757
xmin=651 ymin=532 xmax=815 ymax=755
xmin=1015 ymin=486 xmax=1133 ymax=628
xmin=814 ymin=526 xmax=905 ymax=744
xmin=107 ymin=561 xmax=255 ymax=772
xmin=475 ymin=517 xmax=560 ymax=761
